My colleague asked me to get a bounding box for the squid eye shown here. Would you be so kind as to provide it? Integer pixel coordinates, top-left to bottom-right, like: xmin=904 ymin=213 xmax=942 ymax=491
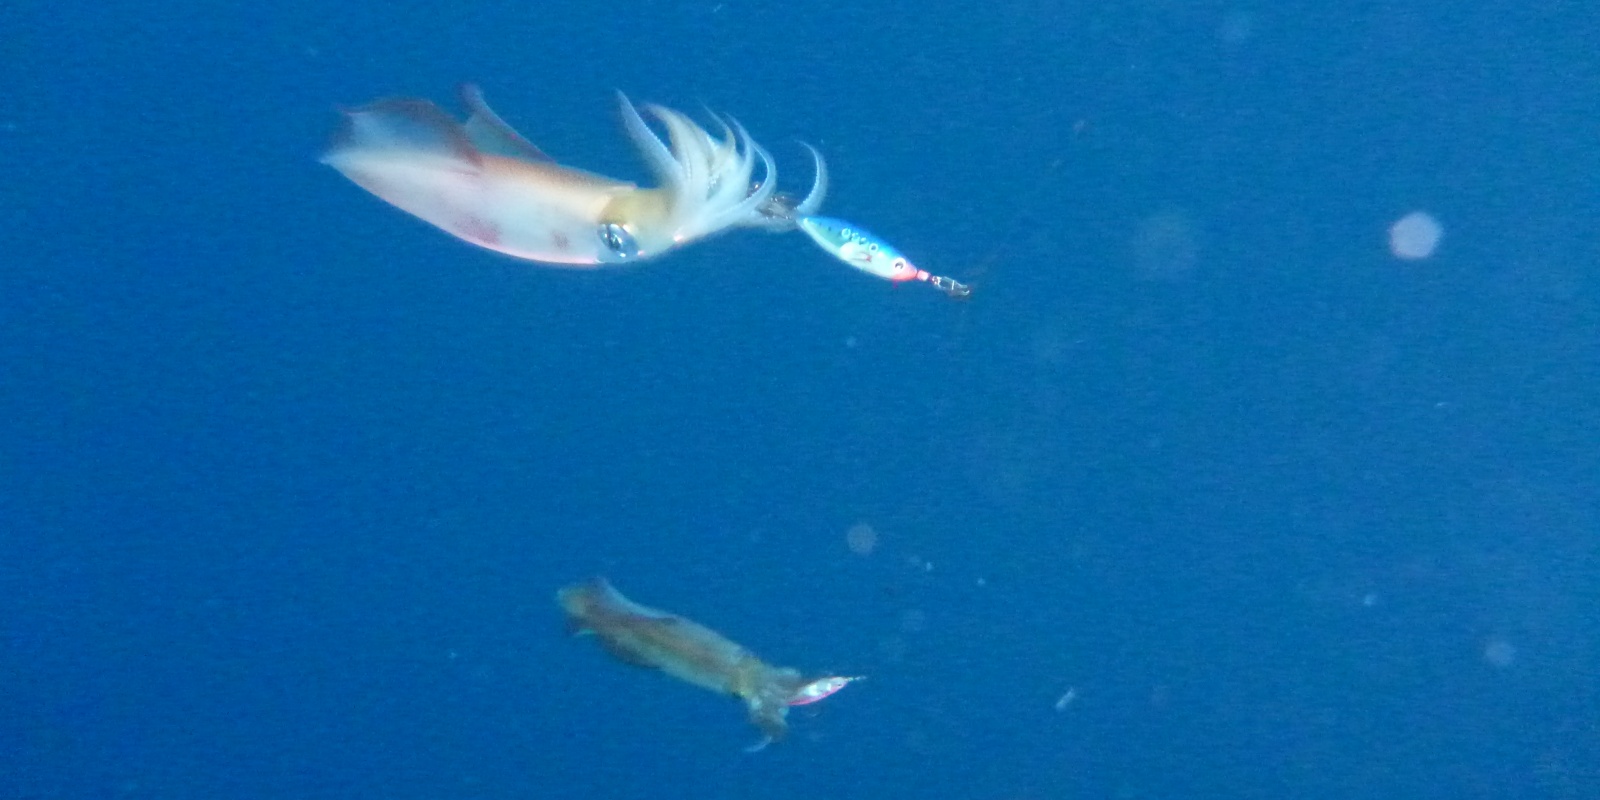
xmin=599 ymin=223 xmax=639 ymax=259
xmin=893 ymin=258 xmax=908 ymax=271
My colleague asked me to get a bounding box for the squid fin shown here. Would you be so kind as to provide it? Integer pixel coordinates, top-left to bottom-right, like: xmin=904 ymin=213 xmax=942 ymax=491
xmin=322 ymin=98 xmax=481 ymax=174
xmin=458 ymin=84 xmax=552 ymax=162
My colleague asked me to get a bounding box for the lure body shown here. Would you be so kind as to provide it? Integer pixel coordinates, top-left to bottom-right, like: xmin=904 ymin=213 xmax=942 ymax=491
xmin=797 ymin=216 xmax=971 ymax=298
xmin=323 ymin=85 xmax=825 ymax=266
xmin=788 ymin=675 xmax=864 ymax=706
xmin=797 ymin=216 xmax=922 ymax=281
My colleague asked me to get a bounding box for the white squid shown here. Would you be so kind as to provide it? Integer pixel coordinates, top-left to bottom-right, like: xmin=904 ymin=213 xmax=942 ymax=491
xmin=321 ymin=85 xmax=826 ymax=266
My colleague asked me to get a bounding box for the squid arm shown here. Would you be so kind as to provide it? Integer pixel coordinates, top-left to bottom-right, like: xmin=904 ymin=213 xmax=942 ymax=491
xmin=557 ymin=578 xmax=854 ymax=747
xmin=321 ymin=85 xmax=826 ymax=267
xmin=750 ymin=143 xmax=829 ymax=231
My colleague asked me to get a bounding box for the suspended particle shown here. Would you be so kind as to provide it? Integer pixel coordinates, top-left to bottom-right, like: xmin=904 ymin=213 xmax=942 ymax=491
xmin=1389 ymin=211 xmax=1442 ymax=260
xmin=1483 ymin=637 xmax=1516 ymax=668
xmin=1131 ymin=210 xmax=1200 ymax=281
xmin=845 ymin=522 xmax=878 ymax=556
xmin=1054 ymin=687 xmax=1078 ymax=711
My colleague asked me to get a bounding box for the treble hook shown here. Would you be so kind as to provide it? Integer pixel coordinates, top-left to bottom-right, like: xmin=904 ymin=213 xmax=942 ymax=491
xmin=929 ymin=275 xmax=973 ymax=299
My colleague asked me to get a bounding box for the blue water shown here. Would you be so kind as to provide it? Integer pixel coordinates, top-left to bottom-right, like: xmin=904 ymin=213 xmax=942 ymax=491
xmin=3 ymin=1 xmax=1597 ymax=798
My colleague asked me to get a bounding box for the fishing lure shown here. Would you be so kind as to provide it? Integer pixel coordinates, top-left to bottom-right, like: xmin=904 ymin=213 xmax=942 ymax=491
xmin=796 ymin=216 xmax=972 ymax=299
xmin=788 ymin=675 xmax=865 ymax=706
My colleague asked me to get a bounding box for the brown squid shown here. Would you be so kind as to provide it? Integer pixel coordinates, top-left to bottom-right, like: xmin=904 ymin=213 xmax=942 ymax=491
xmin=557 ymin=578 xmax=858 ymax=749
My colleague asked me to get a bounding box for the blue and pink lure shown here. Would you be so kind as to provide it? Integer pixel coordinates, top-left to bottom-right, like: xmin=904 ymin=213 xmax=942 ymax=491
xmin=796 ymin=216 xmax=971 ymax=299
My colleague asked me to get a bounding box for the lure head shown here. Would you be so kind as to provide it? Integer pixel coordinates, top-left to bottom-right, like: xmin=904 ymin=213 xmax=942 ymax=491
xmin=797 ymin=217 xmax=922 ymax=282
xmin=787 ymin=675 xmax=864 ymax=706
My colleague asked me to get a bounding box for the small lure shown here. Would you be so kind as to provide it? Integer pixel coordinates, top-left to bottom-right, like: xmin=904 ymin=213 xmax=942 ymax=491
xmin=796 ymin=216 xmax=971 ymax=299
xmin=743 ymin=675 xmax=864 ymax=753
xmin=788 ymin=675 xmax=865 ymax=706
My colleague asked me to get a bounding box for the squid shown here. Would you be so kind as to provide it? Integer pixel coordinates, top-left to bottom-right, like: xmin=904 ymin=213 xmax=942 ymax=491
xmin=557 ymin=578 xmax=860 ymax=749
xmin=321 ymin=85 xmax=826 ymax=265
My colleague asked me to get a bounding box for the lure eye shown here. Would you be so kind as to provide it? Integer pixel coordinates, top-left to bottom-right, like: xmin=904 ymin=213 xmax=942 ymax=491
xmin=599 ymin=223 xmax=640 ymax=259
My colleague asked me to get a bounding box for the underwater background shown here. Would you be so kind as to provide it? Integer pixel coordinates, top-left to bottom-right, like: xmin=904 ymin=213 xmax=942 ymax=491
xmin=3 ymin=0 xmax=1597 ymax=797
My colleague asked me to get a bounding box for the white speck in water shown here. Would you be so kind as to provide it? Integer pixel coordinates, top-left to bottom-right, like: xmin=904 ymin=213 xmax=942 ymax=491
xmin=845 ymin=522 xmax=878 ymax=556
xmin=1484 ymin=637 xmax=1516 ymax=668
xmin=1389 ymin=211 xmax=1442 ymax=260
xmin=1054 ymin=687 xmax=1078 ymax=711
